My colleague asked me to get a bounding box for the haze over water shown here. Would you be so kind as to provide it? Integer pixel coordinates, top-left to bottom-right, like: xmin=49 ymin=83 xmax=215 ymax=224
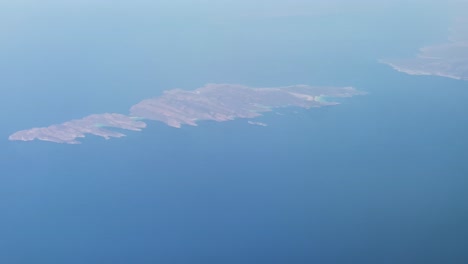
xmin=1 ymin=1 xmax=467 ymax=263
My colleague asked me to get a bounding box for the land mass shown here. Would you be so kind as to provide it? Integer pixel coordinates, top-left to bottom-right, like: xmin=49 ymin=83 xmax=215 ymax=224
xmin=9 ymin=83 xmax=366 ymax=144
xmin=248 ymin=121 xmax=268 ymax=127
xmin=381 ymin=18 xmax=468 ymax=80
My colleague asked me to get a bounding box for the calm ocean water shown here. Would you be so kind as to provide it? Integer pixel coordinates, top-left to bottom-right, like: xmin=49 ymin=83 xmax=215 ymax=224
xmin=1 ymin=2 xmax=467 ymax=263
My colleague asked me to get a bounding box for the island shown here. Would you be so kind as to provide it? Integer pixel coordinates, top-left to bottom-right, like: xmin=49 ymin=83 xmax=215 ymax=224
xmin=248 ymin=121 xmax=268 ymax=127
xmin=380 ymin=18 xmax=468 ymax=80
xmin=9 ymin=83 xmax=366 ymax=144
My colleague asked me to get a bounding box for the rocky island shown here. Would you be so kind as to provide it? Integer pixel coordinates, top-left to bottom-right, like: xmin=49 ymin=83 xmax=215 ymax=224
xmin=9 ymin=83 xmax=366 ymax=144
xmin=9 ymin=114 xmax=146 ymax=144
xmin=381 ymin=19 xmax=468 ymax=80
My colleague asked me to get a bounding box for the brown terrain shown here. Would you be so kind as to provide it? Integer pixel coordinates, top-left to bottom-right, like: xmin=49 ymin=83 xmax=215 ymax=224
xmin=9 ymin=113 xmax=146 ymax=144
xmin=9 ymin=83 xmax=365 ymax=144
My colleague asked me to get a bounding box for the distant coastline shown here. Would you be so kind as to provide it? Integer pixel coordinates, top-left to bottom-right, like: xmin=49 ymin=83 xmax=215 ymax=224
xmin=379 ymin=59 xmax=466 ymax=81
xmin=380 ymin=19 xmax=468 ymax=81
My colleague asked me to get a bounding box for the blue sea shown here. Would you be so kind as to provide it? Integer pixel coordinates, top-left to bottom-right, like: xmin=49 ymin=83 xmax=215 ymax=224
xmin=1 ymin=2 xmax=467 ymax=263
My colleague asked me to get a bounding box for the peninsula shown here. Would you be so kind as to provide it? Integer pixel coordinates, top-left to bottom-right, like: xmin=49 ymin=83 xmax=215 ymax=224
xmin=9 ymin=83 xmax=365 ymax=144
xmin=381 ymin=19 xmax=468 ymax=80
